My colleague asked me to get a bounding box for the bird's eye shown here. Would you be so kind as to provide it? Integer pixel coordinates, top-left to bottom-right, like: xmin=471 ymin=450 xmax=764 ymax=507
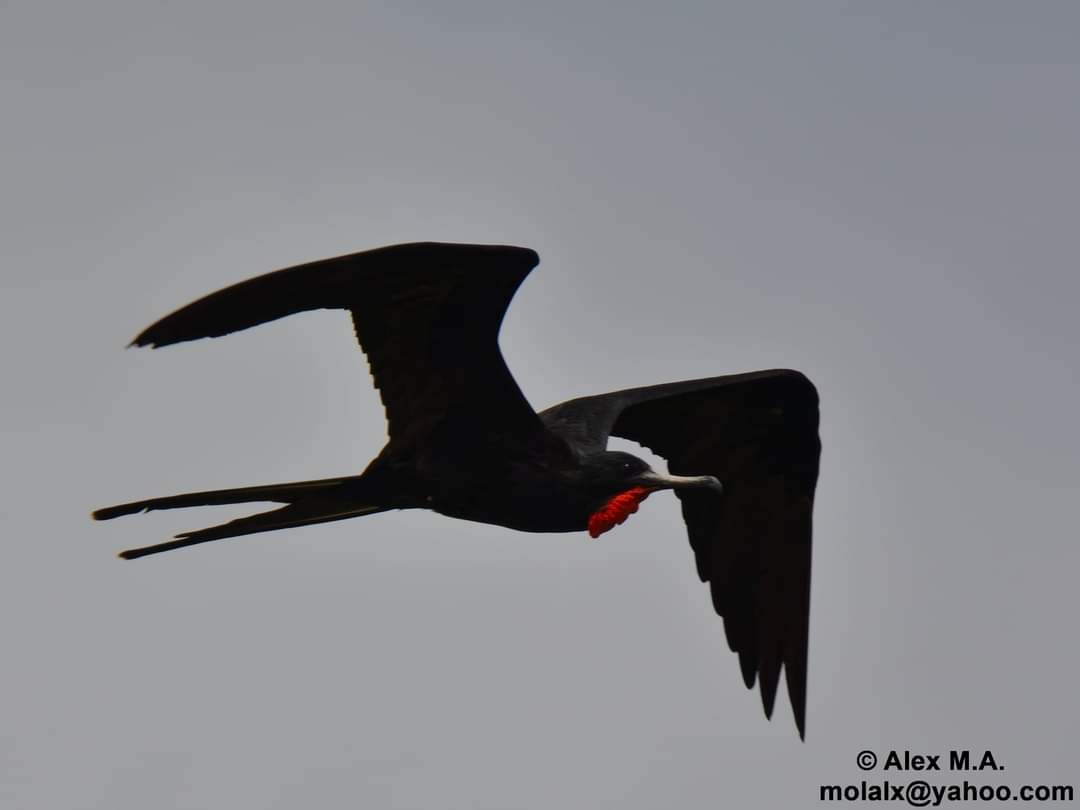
xmin=622 ymin=461 xmax=633 ymax=471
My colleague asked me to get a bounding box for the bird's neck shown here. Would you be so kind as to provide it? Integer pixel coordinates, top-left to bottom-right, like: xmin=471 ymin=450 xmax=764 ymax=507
xmin=587 ymin=487 xmax=652 ymax=538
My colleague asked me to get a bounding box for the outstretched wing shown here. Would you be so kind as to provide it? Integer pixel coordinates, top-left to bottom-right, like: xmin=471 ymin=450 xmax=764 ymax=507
xmin=132 ymin=242 xmax=545 ymax=447
xmin=541 ymin=370 xmax=820 ymax=738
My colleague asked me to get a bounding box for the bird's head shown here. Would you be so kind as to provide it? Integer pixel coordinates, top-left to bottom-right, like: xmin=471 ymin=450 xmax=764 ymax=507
xmin=581 ymin=451 xmax=722 ymax=495
xmin=579 ymin=451 xmax=723 ymax=538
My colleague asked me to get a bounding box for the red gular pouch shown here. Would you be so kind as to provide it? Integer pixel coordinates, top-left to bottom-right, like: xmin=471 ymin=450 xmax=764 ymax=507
xmin=587 ymin=486 xmax=653 ymax=538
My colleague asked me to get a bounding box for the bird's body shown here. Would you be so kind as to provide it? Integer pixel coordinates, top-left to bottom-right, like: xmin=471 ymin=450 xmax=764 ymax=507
xmin=95 ymin=241 xmax=820 ymax=738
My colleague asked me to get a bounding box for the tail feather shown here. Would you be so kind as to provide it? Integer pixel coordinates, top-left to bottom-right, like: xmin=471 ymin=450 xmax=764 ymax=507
xmin=92 ymin=477 xmax=355 ymax=521
xmin=93 ymin=474 xmax=390 ymax=559
xmin=117 ymin=501 xmax=386 ymax=559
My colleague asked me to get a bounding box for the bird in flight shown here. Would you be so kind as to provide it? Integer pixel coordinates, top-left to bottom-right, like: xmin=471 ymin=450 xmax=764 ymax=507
xmin=94 ymin=242 xmax=820 ymax=738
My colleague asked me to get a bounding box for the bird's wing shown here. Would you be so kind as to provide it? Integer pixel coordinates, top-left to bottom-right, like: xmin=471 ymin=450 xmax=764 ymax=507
xmin=541 ymin=369 xmax=820 ymax=738
xmin=132 ymin=242 xmax=548 ymax=447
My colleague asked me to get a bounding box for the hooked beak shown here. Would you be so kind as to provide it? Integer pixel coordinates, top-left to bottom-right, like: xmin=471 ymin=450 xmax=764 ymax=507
xmin=635 ymin=470 xmax=723 ymax=495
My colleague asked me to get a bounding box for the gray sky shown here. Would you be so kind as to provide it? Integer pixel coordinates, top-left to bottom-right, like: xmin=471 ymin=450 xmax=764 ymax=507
xmin=4 ymin=2 xmax=1079 ymax=808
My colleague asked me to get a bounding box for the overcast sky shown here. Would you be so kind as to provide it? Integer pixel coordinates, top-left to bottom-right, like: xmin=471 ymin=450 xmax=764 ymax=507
xmin=3 ymin=2 xmax=1079 ymax=808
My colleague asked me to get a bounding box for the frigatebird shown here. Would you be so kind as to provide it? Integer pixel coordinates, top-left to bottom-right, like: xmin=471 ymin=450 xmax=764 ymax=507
xmin=94 ymin=242 xmax=820 ymax=738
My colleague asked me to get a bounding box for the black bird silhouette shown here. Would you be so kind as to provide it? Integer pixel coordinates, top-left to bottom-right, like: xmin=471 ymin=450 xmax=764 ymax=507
xmin=94 ymin=241 xmax=820 ymax=738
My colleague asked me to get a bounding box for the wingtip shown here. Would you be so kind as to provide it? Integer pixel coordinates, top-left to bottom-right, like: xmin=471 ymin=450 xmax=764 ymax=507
xmin=795 ymin=708 xmax=807 ymax=741
xmin=766 ymin=699 xmax=806 ymax=741
xmin=739 ymin=652 xmax=757 ymax=689
xmin=521 ymin=246 xmax=540 ymax=268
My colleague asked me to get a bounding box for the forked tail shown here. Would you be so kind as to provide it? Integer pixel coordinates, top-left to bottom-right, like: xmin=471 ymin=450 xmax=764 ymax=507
xmin=93 ymin=476 xmax=390 ymax=559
